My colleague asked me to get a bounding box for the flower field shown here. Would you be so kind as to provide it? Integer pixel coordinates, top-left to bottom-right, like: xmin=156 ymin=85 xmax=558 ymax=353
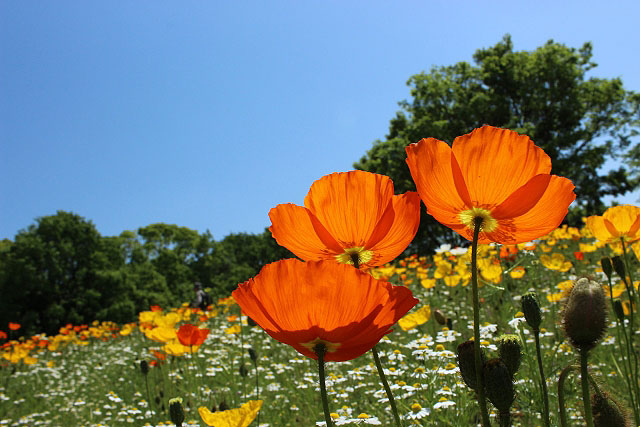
xmin=1 ymin=222 xmax=639 ymax=426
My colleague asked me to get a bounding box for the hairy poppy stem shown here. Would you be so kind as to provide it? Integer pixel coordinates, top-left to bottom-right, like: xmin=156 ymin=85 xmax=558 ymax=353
xmin=533 ymin=329 xmax=551 ymax=427
xmin=471 ymin=216 xmax=491 ymax=427
xmin=580 ymin=349 xmax=594 ymax=427
xmin=371 ymin=345 xmax=403 ymax=427
xmin=557 ymin=364 xmax=576 ymax=427
xmin=315 ymin=343 xmax=334 ymax=427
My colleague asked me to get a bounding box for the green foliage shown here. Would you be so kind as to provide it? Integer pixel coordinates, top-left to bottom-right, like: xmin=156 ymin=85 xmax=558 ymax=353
xmin=0 ymin=213 xmax=293 ymax=336
xmin=355 ymin=35 xmax=640 ymax=253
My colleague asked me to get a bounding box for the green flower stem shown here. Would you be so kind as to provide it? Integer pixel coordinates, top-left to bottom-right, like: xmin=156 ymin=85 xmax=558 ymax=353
xmin=533 ymin=329 xmax=551 ymax=427
xmin=498 ymin=411 xmax=511 ymax=427
xmin=471 ymin=217 xmax=491 ymax=427
xmin=372 ymin=345 xmax=403 ymax=427
xmin=557 ymin=364 xmax=576 ymax=427
xmin=315 ymin=343 xmax=334 ymax=427
xmin=253 ymin=357 xmax=260 ymax=426
xmin=580 ymin=348 xmax=594 ymax=427
xmin=621 ymin=238 xmax=637 ymax=301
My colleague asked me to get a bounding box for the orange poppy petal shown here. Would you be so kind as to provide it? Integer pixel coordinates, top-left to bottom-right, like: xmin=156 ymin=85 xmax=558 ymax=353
xmin=303 ymin=171 xmax=395 ymax=247
xmin=269 ymin=203 xmax=342 ymax=260
xmin=232 ymin=259 xmax=418 ymax=362
xmin=483 ymin=175 xmax=575 ymax=244
xmin=451 ymin=126 xmax=551 ymax=207
xmin=366 ymin=192 xmax=421 ymax=265
xmin=491 ymin=174 xmax=551 ymax=219
xmin=406 ymin=137 xmax=468 ymax=227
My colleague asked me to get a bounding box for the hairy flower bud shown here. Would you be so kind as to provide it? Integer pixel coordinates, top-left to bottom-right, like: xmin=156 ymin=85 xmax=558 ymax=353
xmin=484 ymin=358 xmax=515 ymax=414
xmin=433 ymin=309 xmax=447 ymax=325
xmin=457 ymin=340 xmax=485 ymax=392
xmin=611 ymin=256 xmax=626 ymax=281
xmin=600 ymin=257 xmax=613 ymax=280
xmin=592 ymin=392 xmax=631 ymax=427
xmin=614 ymin=300 xmax=625 ymax=322
xmin=248 ymin=348 xmax=258 ymax=363
xmin=563 ymin=278 xmax=607 ymax=351
xmin=139 ymin=360 xmax=149 ymax=376
xmin=521 ymin=292 xmax=542 ymax=332
xmin=497 ymin=334 xmax=522 ymax=378
xmin=168 ymin=397 xmax=185 ymax=427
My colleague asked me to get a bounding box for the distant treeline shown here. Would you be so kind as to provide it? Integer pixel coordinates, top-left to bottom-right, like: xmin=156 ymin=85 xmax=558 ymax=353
xmin=0 ymin=211 xmax=293 ymax=336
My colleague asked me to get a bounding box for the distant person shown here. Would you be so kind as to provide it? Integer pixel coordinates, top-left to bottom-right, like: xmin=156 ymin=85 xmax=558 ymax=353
xmin=191 ymin=282 xmax=211 ymax=310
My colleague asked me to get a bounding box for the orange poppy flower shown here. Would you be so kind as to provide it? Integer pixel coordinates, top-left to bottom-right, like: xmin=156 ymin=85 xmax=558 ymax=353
xmin=176 ymin=324 xmax=209 ymax=347
xmin=232 ymin=259 xmax=418 ymax=362
xmin=8 ymin=322 xmax=20 ymax=331
xmin=586 ymin=205 xmax=640 ymax=243
xmin=0 ymin=331 xmax=6 ymax=340
xmin=269 ymin=170 xmax=420 ymax=269
xmin=406 ymin=126 xmax=576 ymax=244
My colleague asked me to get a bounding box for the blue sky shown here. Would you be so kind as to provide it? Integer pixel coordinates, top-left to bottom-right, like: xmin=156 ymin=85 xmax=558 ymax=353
xmin=1 ymin=1 xmax=639 ymax=240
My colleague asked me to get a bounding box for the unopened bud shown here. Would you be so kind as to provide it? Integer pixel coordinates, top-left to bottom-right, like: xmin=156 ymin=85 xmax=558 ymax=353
xmin=239 ymin=364 xmax=248 ymax=377
xmin=456 ymin=340 xmax=485 ymax=392
xmin=614 ymin=300 xmax=625 ymax=322
xmin=248 ymin=348 xmax=257 ymax=363
xmin=497 ymin=334 xmax=522 ymax=378
xmin=433 ymin=309 xmax=447 ymax=325
xmin=611 ymin=256 xmax=626 ymax=281
xmin=218 ymin=400 xmax=228 ymax=411
xmin=600 ymin=258 xmax=613 ymax=280
xmin=484 ymin=358 xmax=515 ymax=414
xmin=140 ymin=360 xmax=149 ymax=376
xmin=168 ymin=397 xmax=185 ymax=427
xmin=563 ymin=278 xmax=607 ymax=351
xmin=592 ymin=392 xmax=630 ymax=427
xmin=521 ymin=292 xmax=542 ymax=332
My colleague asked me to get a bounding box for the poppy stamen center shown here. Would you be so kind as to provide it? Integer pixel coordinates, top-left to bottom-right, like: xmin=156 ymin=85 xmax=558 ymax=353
xmin=335 ymin=247 xmax=374 ymax=268
xmin=301 ymin=337 xmax=341 ymax=353
xmin=459 ymin=207 xmax=498 ymax=233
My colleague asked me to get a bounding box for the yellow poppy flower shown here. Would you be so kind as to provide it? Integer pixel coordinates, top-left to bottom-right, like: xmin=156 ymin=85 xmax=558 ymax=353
xmin=199 ymin=400 xmax=263 ymax=427
xmin=398 ymin=305 xmax=432 ymax=332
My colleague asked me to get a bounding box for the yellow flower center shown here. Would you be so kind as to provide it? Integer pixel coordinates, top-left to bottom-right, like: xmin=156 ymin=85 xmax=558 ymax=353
xmin=357 ymin=413 xmax=370 ymax=419
xmin=411 ymin=403 xmax=423 ymax=413
xmin=458 ymin=207 xmax=498 ymax=233
xmin=300 ymin=337 xmax=341 ymax=353
xmin=335 ymin=247 xmax=374 ymax=267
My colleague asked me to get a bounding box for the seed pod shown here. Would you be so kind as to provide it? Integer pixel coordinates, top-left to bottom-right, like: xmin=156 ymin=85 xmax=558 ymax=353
xmin=497 ymin=334 xmax=522 ymax=378
xmin=563 ymin=278 xmax=607 ymax=351
xmin=521 ymin=292 xmax=542 ymax=332
xmin=457 ymin=340 xmax=485 ymax=392
xmin=169 ymin=397 xmax=185 ymax=427
xmin=239 ymin=364 xmax=248 ymax=377
xmin=248 ymin=348 xmax=258 ymax=363
xmin=600 ymin=257 xmax=613 ymax=280
xmin=592 ymin=392 xmax=631 ymax=427
xmin=484 ymin=358 xmax=515 ymax=414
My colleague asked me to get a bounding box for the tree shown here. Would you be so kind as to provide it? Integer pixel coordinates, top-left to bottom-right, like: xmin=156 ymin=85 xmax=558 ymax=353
xmin=354 ymin=35 xmax=640 ymax=254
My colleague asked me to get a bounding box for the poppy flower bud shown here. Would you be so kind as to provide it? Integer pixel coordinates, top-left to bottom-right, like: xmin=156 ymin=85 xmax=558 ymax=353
xmin=592 ymin=392 xmax=630 ymax=427
xmin=139 ymin=360 xmax=149 ymax=376
xmin=611 ymin=256 xmax=626 ymax=281
xmin=497 ymin=334 xmax=522 ymax=378
xmin=248 ymin=348 xmax=258 ymax=363
xmin=433 ymin=309 xmax=447 ymax=325
xmin=521 ymin=292 xmax=542 ymax=332
xmin=239 ymin=364 xmax=249 ymax=377
xmin=218 ymin=400 xmax=229 ymax=411
xmin=484 ymin=358 xmax=515 ymax=414
xmin=168 ymin=397 xmax=185 ymax=427
xmin=600 ymin=257 xmax=613 ymax=280
xmin=614 ymin=300 xmax=625 ymax=323
xmin=457 ymin=340 xmax=485 ymax=392
xmin=563 ymin=278 xmax=607 ymax=351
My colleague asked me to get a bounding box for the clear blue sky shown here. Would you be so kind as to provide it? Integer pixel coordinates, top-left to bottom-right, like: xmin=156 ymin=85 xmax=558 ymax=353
xmin=1 ymin=1 xmax=639 ymax=240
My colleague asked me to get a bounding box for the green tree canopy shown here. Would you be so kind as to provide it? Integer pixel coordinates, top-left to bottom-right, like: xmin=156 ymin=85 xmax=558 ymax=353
xmin=354 ymin=35 xmax=640 ymax=254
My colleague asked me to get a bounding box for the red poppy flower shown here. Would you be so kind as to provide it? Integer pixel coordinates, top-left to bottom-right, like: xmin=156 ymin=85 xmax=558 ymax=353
xmin=269 ymin=171 xmax=420 ymax=269
xmin=8 ymin=322 xmax=20 ymax=331
xmin=0 ymin=331 xmax=6 ymax=340
xmin=177 ymin=324 xmax=210 ymax=347
xmin=232 ymin=259 xmax=418 ymax=362
xmin=406 ymin=126 xmax=576 ymax=244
